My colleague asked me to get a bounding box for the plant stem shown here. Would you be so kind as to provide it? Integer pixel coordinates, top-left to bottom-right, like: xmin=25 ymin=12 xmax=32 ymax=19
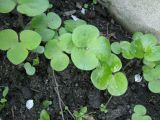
xmin=105 ymin=96 xmax=113 ymax=107
xmin=52 ymin=70 xmax=65 ymax=120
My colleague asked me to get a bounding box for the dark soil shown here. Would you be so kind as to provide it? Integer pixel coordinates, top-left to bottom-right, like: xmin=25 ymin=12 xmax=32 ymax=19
xmin=0 ymin=0 xmax=160 ymax=120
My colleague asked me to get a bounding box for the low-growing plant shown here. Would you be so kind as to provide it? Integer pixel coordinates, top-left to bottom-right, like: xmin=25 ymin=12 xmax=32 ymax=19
xmin=0 ymin=0 xmax=51 ymax=16
xmin=73 ymin=106 xmax=88 ymax=120
xmin=42 ymin=100 xmax=52 ymax=109
xmin=100 ymin=104 xmax=108 ymax=113
xmin=39 ymin=109 xmax=50 ymax=120
xmin=0 ymin=29 xmax=41 ymax=65
xmin=0 ymin=87 xmax=9 ymax=111
xmin=131 ymin=105 xmax=152 ymax=120
xmin=111 ymin=32 xmax=160 ymax=93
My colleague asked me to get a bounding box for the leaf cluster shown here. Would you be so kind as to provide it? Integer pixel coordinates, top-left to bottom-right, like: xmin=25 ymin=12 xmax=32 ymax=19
xmin=111 ymin=32 xmax=160 ymax=93
xmin=0 ymin=87 xmax=9 ymax=111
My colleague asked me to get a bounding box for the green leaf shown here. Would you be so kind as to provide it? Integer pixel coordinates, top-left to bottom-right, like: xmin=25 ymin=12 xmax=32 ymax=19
xmin=0 ymin=98 xmax=7 ymax=103
xmin=71 ymin=47 xmax=99 ymax=70
xmin=64 ymin=19 xmax=87 ymax=33
xmin=108 ymin=54 xmax=122 ymax=72
xmin=20 ymin=30 xmax=41 ymax=50
xmin=58 ymin=33 xmax=74 ymax=53
xmin=143 ymin=65 xmax=160 ymax=82
xmin=143 ymin=59 xmax=156 ymax=68
xmin=59 ymin=27 xmax=68 ymax=35
xmin=47 ymin=12 xmax=62 ymax=29
xmin=40 ymin=110 xmax=50 ymax=120
xmin=2 ymin=87 xmax=9 ymax=97
xmin=130 ymin=39 xmax=144 ymax=59
xmin=7 ymin=43 xmax=28 ymax=65
xmin=91 ymin=64 xmax=112 ymax=90
xmin=141 ymin=34 xmax=157 ymax=52
xmin=0 ymin=29 xmax=18 ymax=50
xmin=132 ymin=113 xmax=143 ymax=120
xmin=144 ymin=46 xmax=160 ymax=62
xmin=34 ymin=46 xmax=44 ymax=54
xmin=132 ymin=32 xmax=143 ymax=41
xmin=107 ymin=72 xmax=128 ymax=96
xmin=0 ymin=0 xmax=16 ymax=13
xmin=80 ymin=107 xmax=87 ymax=114
xmin=134 ymin=105 xmax=146 ymax=115
xmin=30 ymin=13 xmax=48 ymax=29
xmin=120 ymin=41 xmax=134 ymax=59
xmin=111 ymin=42 xmax=121 ymax=54
xmin=50 ymin=53 xmax=69 ymax=71
xmin=17 ymin=0 xmax=50 ymax=16
xmin=42 ymin=100 xmax=52 ymax=109
xmin=24 ymin=62 xmax=36 ymax=76
xmin=142 ymin=116 xmax=152 ymax=120
xmin=36 ymin=28 xmax=55 ymax=42
xmin=148 ymin=80 xmax=160 ymax=93
xmin=88 ymin=36 xmax=111 ymax=62
xmin=44 ymin=39 xmax=62 ymax=59
xmin=72 ymin=25 xmax=99 ymax=47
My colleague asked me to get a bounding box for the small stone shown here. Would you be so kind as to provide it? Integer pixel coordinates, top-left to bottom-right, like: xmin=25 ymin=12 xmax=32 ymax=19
xmin=81 ymin=8 xmax=85 ymax=14
xmin=134 ymin=74 xmax=142 ymax=82
xmin=71 ymin=15 xmax=79 ymax=21
xmin=26 ymin=99 xmax=34 ymax=110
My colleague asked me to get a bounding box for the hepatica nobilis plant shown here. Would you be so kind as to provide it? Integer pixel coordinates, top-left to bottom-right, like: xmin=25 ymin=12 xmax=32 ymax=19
xmin=0 ymin=29 xmax=41 ymax=64
xmin=0 ymin=0 xmax=50 ymax=16
xmin=44 ymin=20 xmax=128 ymax=96
xmin=111 ymin=32 xmax=160 ymax=93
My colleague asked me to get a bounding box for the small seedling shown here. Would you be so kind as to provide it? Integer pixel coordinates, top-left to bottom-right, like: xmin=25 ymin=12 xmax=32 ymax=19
xmin=0 ymin=87 xmax=9 ymax=111
xmin=33 ymin=57 xmax=40 ymax=66
xmin=100 ymin=104 xmax=108 ymax=113
xmin=39 ymin=109 xmax=50 ymax=120
xmin=73 ymin=106 xmax=88 ymax=120
xmin=24 ymin=62 xmax=36 ymax=76
xmin=131 ymin=105 xmax=152 ymax=120
xmin=42 ymin=100 xmax=52 ymax=109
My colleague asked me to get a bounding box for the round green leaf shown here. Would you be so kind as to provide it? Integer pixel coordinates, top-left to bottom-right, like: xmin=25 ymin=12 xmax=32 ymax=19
xmin=59 ymin=27 xmax=68 ymax=35
xmin=108 ymin=54 xmax=122 ymax=72
xmin=36 ymin=28 xmax=55 ymax=42
xmin=72 ymin=25 xmax=99 ymax=47
xmin=91 ymin=64 xmax=112 ymax=90
xmin=111 ymin=42 xmax=121 ymax=54
xmin=0 ymin=0 xmax=16 ymax=13
xmin=20 ymin=30 xmax=41 ymax=50
xmin=141 ymin=34 xmax=158 ymax=52
xmin=134 ymin=105 xmax=147 ymax=115
xmin=44 ymin=39 xmax=62 ymax=59
xmin=132 ymin=113 xmax=143 ymax=120
xmin=17 ymin=0 xmax=50 ymax=16
xmin=120 ymin=41 xmax=134 ymax=59
xmin=34 ymin=46 xmax=44 ymax=54
xmin=131 ymin=39 xmax=144 ymax=59
xmin=7 ymin=43 xmax=28 ymax=65
xmin=30 ymin=13 xmax=48 ymax=29
xmin=107 ymin=72 xmax=128 ymax=96
xmin=64 ymin=19 xmax=87 ymax=33
xmin=88 ymin=36 xmax=111 ymax=62
xmin=47 ymin=12 xmax=62 ymax=29
xmin=142 ymin=116 xmax=152 ymax=120
xmin=132 ymin=32 xmax=143 ymax=41
xmin=40 ymin=110 xmax=50 ymax=120
xmin=71 ymin=47 xmax=99 ymax=70
xmin=148 ymin=80 xmax=160 ymax=93
xmin=50 ymin=53 xmax=69 ymax=71
xmin=24 ymin=62 xmax=36 ymax=76
xmin=0 ymin=29 xmax=18 ymax=50
xmin=58 ymin=33 xmax=74 ymax=53
xmin=144 ymin=46 xmax=160 ymax=62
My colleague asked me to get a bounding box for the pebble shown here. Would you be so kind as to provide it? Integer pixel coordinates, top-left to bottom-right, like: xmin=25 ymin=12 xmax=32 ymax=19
xmin=134 ymin=74 xmax=142 ymax=82
xmin=26 ymin=99 xmax=34 ymax=110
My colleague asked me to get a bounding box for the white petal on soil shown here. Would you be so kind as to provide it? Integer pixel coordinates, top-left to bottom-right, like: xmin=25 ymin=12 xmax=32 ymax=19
xmin=26 ymin=99 xmax=34 ymax=110
xmin=81 ymin=8 xmax=85 ymax=14
xmin=71 ymin=15 xmax=79 ymax=21
xmin=134 ymin=74 xmax=142 ymax=82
